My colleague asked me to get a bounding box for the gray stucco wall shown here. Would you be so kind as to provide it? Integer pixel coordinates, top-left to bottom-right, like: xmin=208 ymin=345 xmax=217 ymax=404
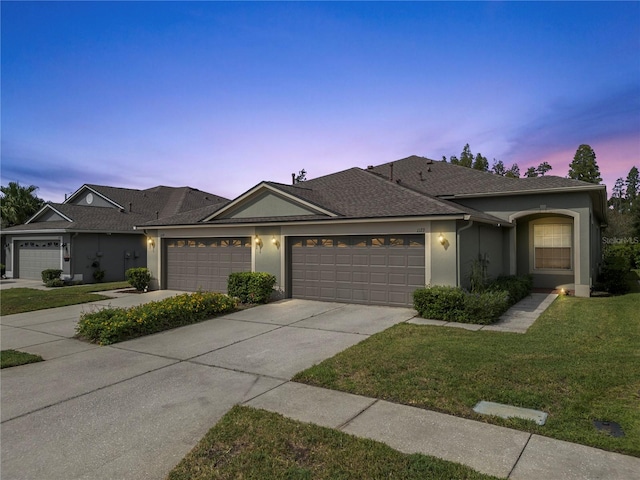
xmin=430 ymin=220 xmax=457 ymax=287
xmin=458 ymin=221 xmax=506 ymax=289
xmin=72 ymin=233 xmax=146 ymax=282
xmin=457 ymin=191 xmax=601 ymax=295
xmin=254 ymin=226 xmax=283 ymax=288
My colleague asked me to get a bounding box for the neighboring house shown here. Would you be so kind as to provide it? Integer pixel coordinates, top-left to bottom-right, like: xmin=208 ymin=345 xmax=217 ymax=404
xmin=141 ymin=155 xmax=607 ymax=306
xmin=2 ymin=184 xmax=228 ymax=282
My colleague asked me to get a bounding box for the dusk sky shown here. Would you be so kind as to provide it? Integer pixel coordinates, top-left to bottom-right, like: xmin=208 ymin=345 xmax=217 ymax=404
xmin=2 ymin=1 xmax=639 ymax=203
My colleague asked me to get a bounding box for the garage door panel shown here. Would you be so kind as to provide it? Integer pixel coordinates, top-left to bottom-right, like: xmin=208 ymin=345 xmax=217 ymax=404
xmin=370 ymin=255 xmax=387 ymax=266
xmin=370 ymin=272 xmax=387 ymax=284
xmin=166 ymin=238 xmax=251 ymax=293
xmin=290 ymin=235 xmax=425 ymax=307
xmin=336 ymin=254 xmax=352 ymax=265
xmin=17 ymin=242 xmax=61 ymax=280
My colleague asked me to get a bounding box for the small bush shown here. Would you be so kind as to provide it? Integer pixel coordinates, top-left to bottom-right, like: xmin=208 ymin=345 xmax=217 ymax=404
xmin=600 ymin=249 xmax=631 ymax=295
xmin=413 ymin=285 xmax=466 ymax=322
xmin=461 ymin=290 xmax=509 ymax=324
xmin=126 ymin=267 xmax=151 ymax=291
xmin=45 ymin=278 xmax=65 ymax=288
xmin=41 ymin=269 xmax=63 ymax=283
xmin=487 ymin=275 xmax=533 ymax=305
xmin=413 ymin=285 xmax=510 ymax=324
xmin=76 ymin=291 xmax=238 ymax=345
xmin=228 ymin=272 xmax=276 ymax=304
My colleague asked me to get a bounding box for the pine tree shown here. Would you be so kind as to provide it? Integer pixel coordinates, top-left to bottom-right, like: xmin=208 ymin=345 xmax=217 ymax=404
xmin=609 ymin=178 xmax=626 ymax=213
xmin=568 ymin=144 xmax=602 ymax=184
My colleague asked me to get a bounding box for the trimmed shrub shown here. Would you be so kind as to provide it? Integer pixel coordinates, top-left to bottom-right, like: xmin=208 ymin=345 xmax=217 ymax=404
xmin=126 ymin=267 xmax=152 ymax=291
xmin=487 ymin=275 xmax=533 ymax=305
xmin=413 ymin=285 xmax=511 ymax=325
xmin=41 ymin=269 xmax=63 ymax=283
xmin=45 ymin=278 xmax=65 ymax=288
xmin=600 ymin=249 xmax=631 ymax=295
xmin=460 ymin=290 xmax=509 ymax=324
xmin=413 ymin=285 xmax=466 ymax=322
xmin=76 ymin=291 xmax=238 ymax=345
xmin=228 ymin=272 xmax=277 ymax=304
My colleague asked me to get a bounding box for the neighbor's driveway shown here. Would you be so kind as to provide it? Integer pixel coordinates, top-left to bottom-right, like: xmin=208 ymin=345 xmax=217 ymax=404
xmin=0 ymin=295 xmax=416 ymax=480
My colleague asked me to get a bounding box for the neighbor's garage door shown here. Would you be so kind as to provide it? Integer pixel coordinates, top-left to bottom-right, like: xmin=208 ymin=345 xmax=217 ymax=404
xmin=290 ymin=235 xmax=425 ymax=307
xmin=17 ymin=240 xmax=61 ymax=279
xmin=165 ymin=238 xmax=251 ymax=292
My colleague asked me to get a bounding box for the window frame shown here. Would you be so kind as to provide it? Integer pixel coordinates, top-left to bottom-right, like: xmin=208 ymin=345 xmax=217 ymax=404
xmin=529 ymin=218 xmax=574 ymax=274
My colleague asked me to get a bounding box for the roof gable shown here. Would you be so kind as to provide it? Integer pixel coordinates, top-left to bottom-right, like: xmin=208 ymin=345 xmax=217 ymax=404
xmin=26 ymin=204 xmax=73 ymax=224
xmin=204 ymin=183 xmax=336 ymax=221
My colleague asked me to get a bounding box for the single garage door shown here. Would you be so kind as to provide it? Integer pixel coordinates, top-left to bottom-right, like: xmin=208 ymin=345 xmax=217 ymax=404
xmin=290 ymin=235 xmax=425 ymax=307
xmin=165 ymin=238 xmax=252 ymax=292
xmin=17 ymin=240 xmax=62 ymax=279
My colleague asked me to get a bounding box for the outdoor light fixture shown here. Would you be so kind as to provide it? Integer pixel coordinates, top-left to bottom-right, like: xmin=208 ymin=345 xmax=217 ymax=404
xmin=560 ymin=288 xmax=566 ymax=295
xmin=255 ymin=235 xmax=263 ymax=247
xmin=438 ymin=233 xmax=446 ymax=245
xmin=271 ymin=236 xmax=280 ymax=248
xmin=147 ymin=238 xmax=155 ymax=248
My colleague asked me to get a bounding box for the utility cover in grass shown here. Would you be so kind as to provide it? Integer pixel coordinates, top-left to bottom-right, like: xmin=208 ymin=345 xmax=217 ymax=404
xmin=473 ymin=400 xmax=548 ymax=426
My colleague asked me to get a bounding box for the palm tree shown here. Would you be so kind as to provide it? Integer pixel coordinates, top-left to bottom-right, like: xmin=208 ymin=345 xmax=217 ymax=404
xmin=0 ymin=182 xmax=45 ymax=228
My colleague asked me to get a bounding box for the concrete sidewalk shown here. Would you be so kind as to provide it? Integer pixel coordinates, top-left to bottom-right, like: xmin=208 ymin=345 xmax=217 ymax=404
xmin=246 ymin=381 xmax=639 ymax=479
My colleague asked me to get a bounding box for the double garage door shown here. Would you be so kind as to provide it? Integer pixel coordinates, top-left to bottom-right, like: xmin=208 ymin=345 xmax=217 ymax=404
xmin=291 ymin=235 xmax=425 ymax=307
xmin=164 ymin=234 xmax=425 ymax=307
xmin=165 ymin=238 xmax=252 ymax=293
xmin=17 ymin=240 xmax=61 ymax=280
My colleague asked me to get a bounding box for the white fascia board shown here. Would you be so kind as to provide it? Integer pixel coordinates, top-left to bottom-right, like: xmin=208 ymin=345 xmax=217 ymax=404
xmin=25 ymin=204 xmax=73 ymax=224
xmin=203 ymin=182 xmax=337 ymax=221
xmin=64 ymin=185 xmax=124 ymax=209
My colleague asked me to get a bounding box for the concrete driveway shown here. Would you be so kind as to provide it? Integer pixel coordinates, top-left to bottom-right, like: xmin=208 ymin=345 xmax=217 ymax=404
xmin=1 ymin=296 xmax=416 ymax=480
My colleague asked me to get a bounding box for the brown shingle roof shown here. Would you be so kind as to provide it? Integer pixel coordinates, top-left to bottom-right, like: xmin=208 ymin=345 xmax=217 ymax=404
xmin=5 ymin=184 xmax=229 ymax=233
xmin=367 ymin=155 xmax=603 ymax=197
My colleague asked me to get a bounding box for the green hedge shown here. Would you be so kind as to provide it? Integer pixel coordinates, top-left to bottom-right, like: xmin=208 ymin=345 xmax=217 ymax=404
xmin=599 ymin=248 xmax=632 ymax=295
xmin=126 ymin=267 xmax=152 ymax=291
xmin=413 ymin=286 xmax=509 ymax=325
xmin=76 ymin=291 xmax=238 ymax=345
xmin=41 ymin=269 xmax=63 ymax=283
xmin=486 ymin=275 xmax=533 ymax=305
xmin=413 ymin=275 xmax=532 ymax=325
xmin=227 ymin=272 xmax=277 ymax=304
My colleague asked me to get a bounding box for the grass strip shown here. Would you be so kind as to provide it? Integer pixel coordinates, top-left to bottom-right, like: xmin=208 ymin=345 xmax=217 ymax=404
xmin=0 ymin=281 xmax=129 ymax=316
xmin=294 ymin=293 xmax=640 ymax=457
xmin=167 ymin=406 xmax=500 ymax=480
xmin=1 ymin=350 xmax=44 ymax=369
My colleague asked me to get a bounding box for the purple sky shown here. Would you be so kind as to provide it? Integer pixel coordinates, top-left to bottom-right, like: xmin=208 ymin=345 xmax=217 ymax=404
xmin=2 ymin=2 xmax=639 ymax=203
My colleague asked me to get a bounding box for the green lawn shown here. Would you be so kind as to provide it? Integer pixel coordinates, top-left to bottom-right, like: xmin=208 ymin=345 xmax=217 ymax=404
xmin=1 ymin=349 xmax=43 ymax=369
xmin=294 ymin=292 xmax=640 ymax=457
xmin=0 ymin=282 xmax=130 ymax=316
xmin=167 ymin=406 xmax=500 ymax=480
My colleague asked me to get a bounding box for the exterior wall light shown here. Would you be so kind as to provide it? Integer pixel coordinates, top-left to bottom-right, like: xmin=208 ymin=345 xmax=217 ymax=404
xmin=147 ymin=238 xmax=155 ymax=248
xmin=255 ymin=235 xmax=263 ymax=247
xmin=271 ymin=236 xmax=280 ymax=248
xmin=438 ymin=233 xmax=446 ymax=245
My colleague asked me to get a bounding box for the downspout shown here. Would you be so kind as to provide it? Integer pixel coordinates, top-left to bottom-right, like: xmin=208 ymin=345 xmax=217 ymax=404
xmin=70 ymin=232 xmax=79 ymax=281
xmin=456 ymin=216 xmax=474 ymax=287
